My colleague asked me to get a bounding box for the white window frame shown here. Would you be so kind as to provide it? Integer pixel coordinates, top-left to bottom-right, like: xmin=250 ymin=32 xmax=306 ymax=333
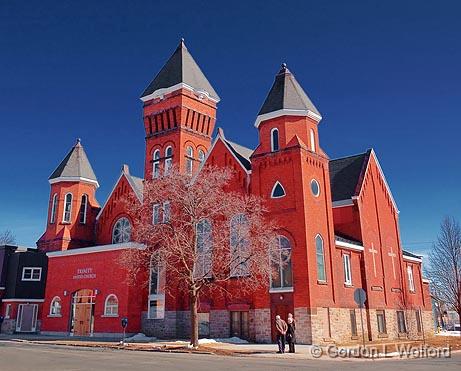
xmin=153 ymin=149 xmax=161 ymax=179
xmin=270 ymin=128 xmax=279 ymax=152
xmin=194 ymin=219 xmax=213 ymax=279
xmin=5 ymin=304 xmax=12 ymax=319
xmin=148 ymin=255 xmax=165 ymax=319
xmin=186 ymin=146 xmax=194 ymax=175
xmin=311 ymin=179 xmax=320 ymax=197
xmin=22 ymin=267 xmax=42 ymax=281
xmin=315 ymin=234 xmax=326 ymax=282
xmin=49 ymin=296 xmax=62 ymax=316
xmin=104 ymin=294 xmax=119 ymax=317
xmin=230 ymin=213 xmax=250 ymax=277
xmin=153 ymin=203 xmax=161 ymax=225
xmin=112 ymin=217 xmax=132 ymax=244
xmin=407 ymin=265 xmax=415 ymax=292
xmin=162 ymin=201 xmax=170 ymax=223
xmin=270 ymin=235 xmax=293 ymax=291
xmin=79 ymin=194 xmax=88 ymax=224
xmin=310 ymin=128 xmax=316 ymax=152
xmin=62 ymin=192 xmax=73 ymax=223
xmin=343 ymin=253 xmax=352 ymax=285
xmin=50 ymin=193 xmax=58 ymax=224
xmin=198 ymin=149 xmax=205 ymax=164
xmin=164 ymin=146 xmax=173 ymax=175
xmin=270 ymin=181 xmax=286 ymax=199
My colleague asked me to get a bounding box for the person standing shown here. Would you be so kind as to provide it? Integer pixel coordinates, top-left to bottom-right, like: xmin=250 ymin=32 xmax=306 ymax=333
xmin=275 ymin=315 xmax=288 ymax=353
xmin=286 ymin=316 xmax=296 ymax=353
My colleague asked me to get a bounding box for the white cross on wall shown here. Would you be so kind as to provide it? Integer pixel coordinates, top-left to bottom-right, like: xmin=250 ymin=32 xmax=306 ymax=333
xmin=388 ymin=246 xmax=397 ymax=279
xmin=369 ymin=244 xmax=378 ymax=277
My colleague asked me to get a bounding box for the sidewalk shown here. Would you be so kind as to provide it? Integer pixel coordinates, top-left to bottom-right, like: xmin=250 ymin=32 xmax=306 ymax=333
xmin=1 ymin=333 xmax=458 ymax=360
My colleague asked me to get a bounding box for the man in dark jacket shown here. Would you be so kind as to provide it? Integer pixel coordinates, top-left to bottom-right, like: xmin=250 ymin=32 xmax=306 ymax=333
xmin=275 ymin=315 xmax=288 ymax=353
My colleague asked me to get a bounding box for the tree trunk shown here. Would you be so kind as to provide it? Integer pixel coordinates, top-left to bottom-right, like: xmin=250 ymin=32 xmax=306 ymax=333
xmin=190 ymin=293 xmax=199 ymax=348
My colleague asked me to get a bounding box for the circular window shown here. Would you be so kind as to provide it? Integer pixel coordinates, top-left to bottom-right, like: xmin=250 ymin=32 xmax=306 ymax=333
xmin=112 ymin=217 xmax=131 ymax=244
xmin=311 ymin=179 xmax=320 ymax=197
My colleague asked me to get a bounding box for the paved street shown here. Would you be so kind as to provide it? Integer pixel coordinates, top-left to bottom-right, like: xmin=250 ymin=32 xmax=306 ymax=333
xmin=0 ymin=341 xmax=460 ymax=371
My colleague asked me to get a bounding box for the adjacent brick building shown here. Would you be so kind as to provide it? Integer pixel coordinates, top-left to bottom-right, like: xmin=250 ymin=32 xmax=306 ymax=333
xmin=37 ymin=40 xmax=432 ymax=343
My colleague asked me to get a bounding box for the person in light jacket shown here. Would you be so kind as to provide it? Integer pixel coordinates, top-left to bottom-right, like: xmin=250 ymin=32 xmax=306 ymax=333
xmin=275 ymin=315 xmax=288 ymax=353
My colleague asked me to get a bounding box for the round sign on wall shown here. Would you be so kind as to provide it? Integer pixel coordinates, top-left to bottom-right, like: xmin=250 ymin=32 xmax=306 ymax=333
xmin=354 ymin=288 xmax=367 ymax=307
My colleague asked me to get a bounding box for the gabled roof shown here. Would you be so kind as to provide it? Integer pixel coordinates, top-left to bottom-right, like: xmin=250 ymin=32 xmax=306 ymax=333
xmin=256 ymin=64 xmax=321 ymax=126
xmin=329 ymin=149 xmax=399 ymax=213
xmin=329 ymin=150 xmax=371 ymax=202
xmin=335 ymin=234 xmax=363 ymax=246
xmin=140 ymin=39 xmax=219 ymax=102
xmin=49 ymin=139 xmax=99 ymax=187
xmin=223 ymin=138 xmax=253 ymax=171
xmin=96 ymin=165 xmax=143 ymax=220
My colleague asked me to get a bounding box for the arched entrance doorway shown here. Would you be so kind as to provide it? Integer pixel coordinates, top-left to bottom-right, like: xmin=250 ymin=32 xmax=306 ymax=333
xmin=70 ymin=289 xmax=95 ymax=336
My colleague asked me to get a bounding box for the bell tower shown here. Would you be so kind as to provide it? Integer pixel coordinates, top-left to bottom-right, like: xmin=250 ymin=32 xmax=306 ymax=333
xmin=37 ymin=139 xmax=100 ymax=252
xmin=140 ymin=39 xmax=220 ymax=179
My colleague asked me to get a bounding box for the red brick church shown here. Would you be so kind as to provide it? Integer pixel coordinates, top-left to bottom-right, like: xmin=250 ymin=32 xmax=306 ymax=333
xmin=36 ymin=40 xmax=432 ymax=343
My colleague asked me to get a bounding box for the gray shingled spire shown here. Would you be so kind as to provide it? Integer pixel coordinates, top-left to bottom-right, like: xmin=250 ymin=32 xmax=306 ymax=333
xmin=49 ymin=138 xmax=98 ymax=184
xmin=140 ymin=39 xmax=220 ymax=101
xmin=258 ymin=63 xmax=320 ymax=117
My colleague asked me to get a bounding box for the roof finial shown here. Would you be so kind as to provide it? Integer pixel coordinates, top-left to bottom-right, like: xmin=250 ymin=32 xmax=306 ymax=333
xmin=76 ymin=138 xmax=81 ymax=145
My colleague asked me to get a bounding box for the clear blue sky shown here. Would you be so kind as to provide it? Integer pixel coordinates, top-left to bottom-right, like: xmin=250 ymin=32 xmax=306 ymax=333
xmin=0 ymin=1 xmax=460 ymax=255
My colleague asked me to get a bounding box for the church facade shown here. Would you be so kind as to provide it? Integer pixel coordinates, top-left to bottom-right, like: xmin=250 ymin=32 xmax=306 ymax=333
xmin=36 ymin=40 xmax=432 ymax=343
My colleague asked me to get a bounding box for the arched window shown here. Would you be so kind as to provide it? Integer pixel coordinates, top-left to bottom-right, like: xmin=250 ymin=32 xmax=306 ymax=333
xmin=112 ymin=217 xmax=131 ymax=244
xmin=195 ymin=219 xmax=212 ymax=278
xmin=271 ymin=128 xmax=279 ymax=152
xmin=407 ymin=265 xmax=415 ymax=292
xmin=315 ymin=234 xmax=326 ymax=281
xmin=50 ymin=193 xmax=58 ymax=224
xmin=148 ymin=253 xmax=165 ymax=319
xmin=79 ymin=194 xmax=88 ymax=224
xmin=49 ymin=296 xmax=62 ymax=316
xmin=185 ymin=146 xmax=194 ymax=175
xmin=164 ymin=146 xmax=173 ymax=175
xmin=271 ymin=181 xmax=286 ymax=198
xmin=152 ymin=149 xmax=161 ymax=178
xmin=62 ymin=193 xmax=73 ymax=223
xmin=104 ymin=294 xmax=119 ymax=316
xmin=230 ymin=214 xmax=250 ymax=277
xmin=198 ymin=149 xmax=205 ymax=164
xmin=310 ymin=129 xmax=316 ymax=153
xmin=271 ymin=235 xmax=293 ymax=289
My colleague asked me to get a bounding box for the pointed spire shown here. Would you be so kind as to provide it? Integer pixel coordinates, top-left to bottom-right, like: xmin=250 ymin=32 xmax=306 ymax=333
xmin=49 ymin=139 xmax=99 ymax=188
xmin=140 ymin=39 xmax=220 ymax=102
xmin=256 ymin=63 xmax=321 ymax=126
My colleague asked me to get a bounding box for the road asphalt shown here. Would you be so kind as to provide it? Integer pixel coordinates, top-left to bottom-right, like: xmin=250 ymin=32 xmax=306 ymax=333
xmin=0 ymin=340 xmax=460 ymax=371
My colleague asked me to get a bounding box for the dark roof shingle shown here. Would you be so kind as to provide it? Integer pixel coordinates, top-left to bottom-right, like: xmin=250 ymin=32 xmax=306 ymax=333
xmin=141 ymin=39 xmax=219 ymax=101
xmin=49 ymin=139 xmax=98 ymax=183
xmin=329 ymin=150 xmax=371 ymax=202
xmin=258 ymin=64 xmax=320 ymax=117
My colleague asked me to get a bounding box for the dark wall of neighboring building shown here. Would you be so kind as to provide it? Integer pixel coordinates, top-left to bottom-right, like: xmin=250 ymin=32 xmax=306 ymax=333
xmin=0 ymin=246 xmax=16 ymax=290
xmin=0 ymin=245 xmax=48 ymax=300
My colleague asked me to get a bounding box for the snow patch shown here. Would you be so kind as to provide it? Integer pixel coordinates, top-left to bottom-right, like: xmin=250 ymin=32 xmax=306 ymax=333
xmin=124 ymin=333 xmax=157 ymax=342
xmin=436 ymin=330 xmax=461 ymax=337
xmin=198 ymin=337 xmax=249 ymax=344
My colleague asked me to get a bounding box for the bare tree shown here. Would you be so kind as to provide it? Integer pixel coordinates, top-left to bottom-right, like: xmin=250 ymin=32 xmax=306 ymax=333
xmin=0 ymin=230 xmax=16 ymax=245
xmin=120 ymin=166 xmax=279 ymax=347
xmin=427 ymin=216 xmax=461 ymax=333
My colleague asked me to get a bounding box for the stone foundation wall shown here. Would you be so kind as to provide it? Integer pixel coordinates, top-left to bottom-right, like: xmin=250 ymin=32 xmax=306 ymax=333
xmin=0 ymin=318 xmax=15 ymax=334
xmin=209 ymin=310 xmax=230 ymax=338
xmin=253 ymin=308 xmax=271 ymax=343
xmin=294 ymin=307 xmax=313 ymax=344
xmin=142 ymin=310 xmax=190 ymax=339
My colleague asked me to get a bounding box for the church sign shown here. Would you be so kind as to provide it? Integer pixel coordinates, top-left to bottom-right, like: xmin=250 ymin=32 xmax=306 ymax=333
xmin=72 ymin=268 xmax=96 ymax=280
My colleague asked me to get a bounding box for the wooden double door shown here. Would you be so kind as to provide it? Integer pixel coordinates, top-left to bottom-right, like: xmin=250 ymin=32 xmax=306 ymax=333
xmin=71 ymin=289 xmax=95 ymax=336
